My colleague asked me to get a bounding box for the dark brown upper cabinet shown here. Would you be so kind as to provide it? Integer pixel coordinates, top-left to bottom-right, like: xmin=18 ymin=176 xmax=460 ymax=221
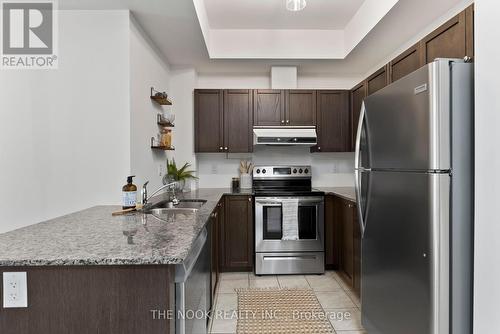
xmin=223 ymin=90 xmax=253 ymax=153
xmin=195 ymin=89 xmax=223 ymax=153
xmin=312 ymin=90 xmax=349 ymax=153
xmin=389 ymin=43 xmax=423 ymax=83
xmin=285 ymin=90 xmax=317 ymax=126
xmin=195 ymin=89 xmax=253 ymax=153
xmin=253 ymin=89 xmax=285 ymax=126
xmin=367 ymin=65 xmax=389 ymax=96
xmin=465 ymin=4 xmax=474 ymax=60
xmin=350 ymin=82 xmax=367 ymax=151
xmin=420 ymin=11 xmax=469 ymax=64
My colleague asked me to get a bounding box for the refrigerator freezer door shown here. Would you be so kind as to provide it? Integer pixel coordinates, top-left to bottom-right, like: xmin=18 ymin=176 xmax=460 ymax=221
xmin=363 ymin=60 xmax=452 ymax=171
xmin=361 ymin=171 xmax=450 ymax=334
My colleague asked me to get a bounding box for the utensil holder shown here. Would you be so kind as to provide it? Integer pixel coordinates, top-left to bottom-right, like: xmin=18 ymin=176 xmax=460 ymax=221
xmin=240 ymin=173 xmax=252 ymax=189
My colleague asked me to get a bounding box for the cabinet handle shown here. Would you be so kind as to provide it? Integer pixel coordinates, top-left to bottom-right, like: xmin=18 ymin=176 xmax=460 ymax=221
xmin=219 ymin=146 xmax=223 ymax=151
xmin=318 ymin=146 xmax=321 ymax=151
xmin=211 ymin=212 xmax=216 ymax=218
xmin=248 ymin=197 xmax=252 ymax=202
xmin=281 ymin=120 xmax=285 ymax=124
xmin=224 ymin=147 xmax=228 ymax=151
xmin=286 ymin=120 xmax=290 ymax=124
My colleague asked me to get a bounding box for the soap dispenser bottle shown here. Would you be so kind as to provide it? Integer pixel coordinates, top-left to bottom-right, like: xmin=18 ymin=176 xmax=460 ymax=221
xmin=122 ymin=176 xmax=137 ymax=209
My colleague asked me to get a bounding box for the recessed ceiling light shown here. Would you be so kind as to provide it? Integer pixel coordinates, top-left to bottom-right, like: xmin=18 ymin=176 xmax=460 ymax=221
xmin=286 ymin=0 xmax=307 ymax=12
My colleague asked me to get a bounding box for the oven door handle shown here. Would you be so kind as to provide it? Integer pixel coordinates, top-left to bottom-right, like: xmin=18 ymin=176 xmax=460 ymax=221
xmin=255 ymin=202 xmax=282 ymax=206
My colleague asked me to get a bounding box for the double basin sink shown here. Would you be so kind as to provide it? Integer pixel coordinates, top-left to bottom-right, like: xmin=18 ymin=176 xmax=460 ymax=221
xmin=142 ymin=199 xmax=207 ymax=216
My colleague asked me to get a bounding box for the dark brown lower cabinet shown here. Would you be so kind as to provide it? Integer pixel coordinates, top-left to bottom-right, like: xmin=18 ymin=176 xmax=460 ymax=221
xmin=0 ymin=266 xmax=175 ymax=334
xmin=220 ymin=195 xmax=254 ymax=272
xmin=324 ymin=195 xmax=340 ymax=269
xmin=210 ymin=201 xmax=222 ymax=304
xmin=325 ymin=195 xmax=361 ymax=296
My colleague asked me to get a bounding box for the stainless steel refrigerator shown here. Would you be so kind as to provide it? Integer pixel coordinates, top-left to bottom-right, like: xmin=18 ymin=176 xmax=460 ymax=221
xmin=354 ymin=59 xmax=473 ymax=334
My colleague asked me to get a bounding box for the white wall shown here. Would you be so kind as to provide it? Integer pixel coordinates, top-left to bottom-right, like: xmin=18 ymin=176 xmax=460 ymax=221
xmin=473 ymin=0 xmax=500 ymax=332
xmin=0 ymin=11 xmax=130 ymax=233
xmin=197 ymin=73 xmax=360 ymax=90
xmin=129 ymin=15 xmax=172 ymax=191
xmin=170 ymin=68 xmax=198 ymax=191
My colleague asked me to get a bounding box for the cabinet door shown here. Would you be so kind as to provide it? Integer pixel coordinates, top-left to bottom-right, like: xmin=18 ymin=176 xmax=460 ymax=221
xmin=340 ymin=198 xmax=355 ymax=285
xmin=350 ymin=83 xmax=367 ymax=151
xmin=253 ymin=90 xmax=285 ymax=126
xmin=313 ymin=90 xmax=349 ymax=152
xmin=285 ymin=90 xmax=316 ymax=126
xmin=352 ymin=203 xmax=361 ymax=296
xmin=367 ymin=65 xmax=389 ymax=96
xmin=465 ymin=4 xmax=474 ymax=60
xmin=195 ymin=90 xmax=223 ymax=152
xmin=217 ymin=200 xmax=226 ymax=272
xmin=325 ymin=195 xmax=341 ymax=269
xmin=420 ymin=11 xmax=467 ymax=64
xmin=210 ymin=210 xmax=218 ymax=305
xmin=223 ymin=196 xmax=254 ymax=271
xmin=389 ymin=43 xmax=422 ymax=83
xmin=224 ymin=90 xmax=253 ymax=153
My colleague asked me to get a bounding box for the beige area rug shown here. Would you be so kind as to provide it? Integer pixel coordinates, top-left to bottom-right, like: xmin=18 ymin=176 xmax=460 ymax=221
xmin=236 ymin=288 xmax=334 ymax=334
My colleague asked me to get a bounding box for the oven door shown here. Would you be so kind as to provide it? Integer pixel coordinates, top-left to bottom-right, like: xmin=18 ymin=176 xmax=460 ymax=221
xmin=255 ymin=196 xmax=324 ymax=252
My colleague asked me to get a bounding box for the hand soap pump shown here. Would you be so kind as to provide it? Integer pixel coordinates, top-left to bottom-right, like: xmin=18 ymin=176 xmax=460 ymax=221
xmin=122 ymin=175 xmax=137 ymax=209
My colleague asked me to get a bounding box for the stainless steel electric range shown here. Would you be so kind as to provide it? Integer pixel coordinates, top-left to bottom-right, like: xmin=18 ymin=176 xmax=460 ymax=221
xmin=253 ymin=165 xmax=325 ymax=275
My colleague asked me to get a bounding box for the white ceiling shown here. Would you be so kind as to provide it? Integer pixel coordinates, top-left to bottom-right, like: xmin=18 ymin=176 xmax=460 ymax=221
xmin=204 ymin=0 xmax=365 ymax=30
xmin=59 ymin=0 xmax=470 ymax=76
xmin=195 ymin=0 xmax=401 ymax=59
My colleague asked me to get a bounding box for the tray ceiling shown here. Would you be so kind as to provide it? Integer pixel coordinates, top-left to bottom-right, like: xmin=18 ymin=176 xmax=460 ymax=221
xmin=194 ymin=0 xmax=401 ymax=59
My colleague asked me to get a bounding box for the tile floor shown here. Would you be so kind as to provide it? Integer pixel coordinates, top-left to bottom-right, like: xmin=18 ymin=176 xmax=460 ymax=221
xmin=209 ymin=271 xmax=366 ymax=334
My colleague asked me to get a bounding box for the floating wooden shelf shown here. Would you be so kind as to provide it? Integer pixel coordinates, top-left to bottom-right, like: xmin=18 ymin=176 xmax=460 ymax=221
xmin=151 ymin=146 xmax=175 ymax=151
xmin=150 ymin=95 xmax=172 ymax=105
xmin=150 ymin=87 xmax=172 ymax=105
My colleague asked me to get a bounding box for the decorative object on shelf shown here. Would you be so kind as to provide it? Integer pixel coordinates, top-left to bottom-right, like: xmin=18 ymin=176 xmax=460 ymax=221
xmin=163 ymin=158 xmax=198 ymax=192
xmin=239 ymin=160 xmax=253 ymax=189
xmin=150 ymin=87 xmax=172 ymax=105
xmin=286 ymin=0 xmax=306 ymax=11
xmin=160 ymin=128 xmax=172 ymax=148
xmin=157 ymin=113 xmax=175 ymax=127
xmin=151 ymin=137 xmax=174 ymax=150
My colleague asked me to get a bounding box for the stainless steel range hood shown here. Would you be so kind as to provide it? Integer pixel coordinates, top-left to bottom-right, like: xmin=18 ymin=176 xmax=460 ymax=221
xmin=253 ymin=126 xmax=317 ymax=146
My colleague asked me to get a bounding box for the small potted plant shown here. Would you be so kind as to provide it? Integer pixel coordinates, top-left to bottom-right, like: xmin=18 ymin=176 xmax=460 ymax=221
xmin=163 ymin=158 xmax=198 ymax=191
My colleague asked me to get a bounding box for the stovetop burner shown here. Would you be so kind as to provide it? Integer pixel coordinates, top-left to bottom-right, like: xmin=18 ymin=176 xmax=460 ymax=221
xmin=252 ymin=165 xmax=323 ymax=197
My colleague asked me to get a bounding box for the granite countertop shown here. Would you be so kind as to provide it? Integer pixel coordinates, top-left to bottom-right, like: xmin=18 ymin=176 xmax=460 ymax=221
xmin=314 ymin=187 xmax=356 ymax=202
xmin=0 ymin=186 xmax=352 ymax=267
xmin=0 ymin=188 xmax=248 ymax=267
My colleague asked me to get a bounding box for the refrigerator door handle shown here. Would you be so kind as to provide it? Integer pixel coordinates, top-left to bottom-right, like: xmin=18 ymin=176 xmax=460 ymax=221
xmin=354 ymin=102 xmax=366 ymax=171
xmin=355 ymin=169 xmax=366 ymax=237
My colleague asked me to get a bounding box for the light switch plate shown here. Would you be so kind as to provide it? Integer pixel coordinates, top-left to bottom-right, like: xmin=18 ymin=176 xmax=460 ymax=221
xmin=3 ymin=272 xmax=28 ymax=308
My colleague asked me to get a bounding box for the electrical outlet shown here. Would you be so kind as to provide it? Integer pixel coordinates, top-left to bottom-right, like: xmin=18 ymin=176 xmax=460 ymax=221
xmin=3 ymin=272 xmax=27 ymax=308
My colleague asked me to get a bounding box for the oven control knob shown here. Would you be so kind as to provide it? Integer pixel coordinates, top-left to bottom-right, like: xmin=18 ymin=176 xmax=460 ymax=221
xmin=299 ymin=168 xmax=303 ymax=173
xmin=304 ymin=168 xmax=309 ymax=174
xmin=293 ymin=169 xmax=297 ymax=174
xmin=262 ymin=169 xmax=266 ymax=174
xmin=256 ymin=169 xmax=261 ymax=174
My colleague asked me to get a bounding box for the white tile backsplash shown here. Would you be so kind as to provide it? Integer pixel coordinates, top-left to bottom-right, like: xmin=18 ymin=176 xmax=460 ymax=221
xmin=196 ymin=146 xmax=354 ymax=188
